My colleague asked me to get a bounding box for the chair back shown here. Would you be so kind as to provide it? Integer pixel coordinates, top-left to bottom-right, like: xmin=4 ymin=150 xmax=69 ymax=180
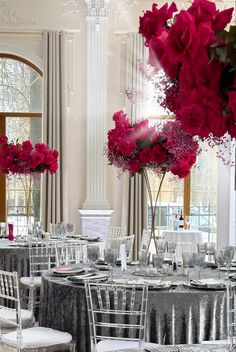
xmin=0 ymin=270 xmax=22 ymax=341
xmin=85 ymin=281 xmax=148 ymax=352
xmin=56 ymin=240 xmax=88 ymax=265
xmin=154 ymin=239 xmax=167 ymax=254
xmin=227 ymin=282 xmax=236 ymax=347
xmin=29 ymin=240 xmax=57 ymax=279
xmin=108 ymin=226 xmax=126 ymax=242
xmin=140 ymin=229 xmax=151 ymax=253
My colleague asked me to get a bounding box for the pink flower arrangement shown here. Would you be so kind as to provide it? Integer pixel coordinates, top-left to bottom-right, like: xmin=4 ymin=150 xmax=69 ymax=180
xmin=0 ymin=135 xmax=58 ymax=175
xmin=107 ymin=111 xmax=198 ymax=179
xmin=139 ymin=0 xmax=236 ymax=140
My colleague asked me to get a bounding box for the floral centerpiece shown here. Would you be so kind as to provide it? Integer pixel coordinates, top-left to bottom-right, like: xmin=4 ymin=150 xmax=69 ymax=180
xmin=0 ymin=135 xmax=58 ymax=227
xmin=106 ymin=111 xmax=199 ymax=252
xmin=139 ymin=0 xmax=236 ymax=141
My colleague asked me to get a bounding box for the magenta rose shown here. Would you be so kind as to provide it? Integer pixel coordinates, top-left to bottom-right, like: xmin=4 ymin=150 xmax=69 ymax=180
xmin=139 ymin=2 xmax=177 ymax=44
xmin=187 ymin=0 xmax=216 ymax=25
xmin=177 ymin=104 xmax=208 ymax=138
xmin=22 ymin=140 xmax=33 ymax=151
xmin=127 ymin=160 xmax=141 ymax=173
xmin=151 ymin=144 xmax=167 ymax=164
xmin=18 ymin=150 xmax=30 ymax=162
xmin=138 ymin=147 xmax=152 ymax=164
xmin=171 ymin=161 xmax=191 ymax=178
xmin=148 ymin=31 xmax=179 ymax=78
xmin=113 ymin=111 xmax=131 ymax=129
xmin=166 ymin=11 xmax=199 ymax=66
xmin=226 ymin=90 xmax=236 ymax=120
xmin=213 ymin=8 xmax=233 ymax=31
xmin=35 ymin=143 xmax=48 ymax=153
xmin=0 ymin=135 xmax=8 ymax=144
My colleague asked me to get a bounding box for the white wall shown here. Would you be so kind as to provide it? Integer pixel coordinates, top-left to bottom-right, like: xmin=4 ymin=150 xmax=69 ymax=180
xmin=0 ymin=0 xmax=234 ymax=238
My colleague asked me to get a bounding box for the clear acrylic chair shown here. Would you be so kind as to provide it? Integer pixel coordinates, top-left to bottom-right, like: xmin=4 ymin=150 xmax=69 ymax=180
xmin=0 ymin=270 xmax=75 ymax=351
xmin=85 ymin=281 xmax=159 ymax=352
xmin=20 ymin=240 xmax=57 ymax=312
xmin=108 ymin=226 xmax=127 ymax=243
xmin=55 ymin=240 xmax=88 ymax=265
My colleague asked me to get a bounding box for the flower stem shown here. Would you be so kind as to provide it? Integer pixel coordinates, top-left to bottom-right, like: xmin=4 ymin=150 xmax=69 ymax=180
xmin=143 ymin=168 xmax=166 ymax=254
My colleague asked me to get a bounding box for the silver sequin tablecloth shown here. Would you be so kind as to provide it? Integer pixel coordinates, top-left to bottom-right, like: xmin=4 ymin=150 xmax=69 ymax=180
xmin=39 ymin=268 xmax=228 ymax=352
xmin=0 ymin=239 xmax=29 ymax=276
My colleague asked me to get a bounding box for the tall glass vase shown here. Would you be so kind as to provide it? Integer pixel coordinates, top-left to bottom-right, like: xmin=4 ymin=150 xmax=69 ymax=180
xmin=142 ymin=168 xmax=166 ymax=254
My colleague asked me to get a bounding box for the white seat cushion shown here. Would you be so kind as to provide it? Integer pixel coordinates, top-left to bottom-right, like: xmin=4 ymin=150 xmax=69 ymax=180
xmin=0 ymin=308 xmax=34 ymax=328
xmin=20 ymin=276 xmax=42 ymax=287
xmin=96 ymin=340 xmax=160 ymax=352
xmin=1 ymin=327 xmax=72 ymax=348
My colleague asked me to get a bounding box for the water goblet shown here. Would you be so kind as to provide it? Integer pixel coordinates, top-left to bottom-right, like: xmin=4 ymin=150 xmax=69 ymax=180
xmin=104 ymin=248 xmax=118 ymax=281
xmin=214 ymin=250 xmax=225 ymax=279
xmin=66 ymin=223 xmax=75 ymax=237
xmin=223 ymin=246 xmax=235 ymax=276
xmin=194 ymin=253 xmax=206 ymax=280
xmin=184 ymin=216 xmax=190 ymax=230
xmin=87 ymin=245 xmax=100 ymax=270
xmin=152 ymin=254 xmax=164 ymax=274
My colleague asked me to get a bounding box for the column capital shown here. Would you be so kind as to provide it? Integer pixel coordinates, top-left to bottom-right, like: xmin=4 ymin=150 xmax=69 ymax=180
xmin=85 ymin=0 xmax=108 ymax=17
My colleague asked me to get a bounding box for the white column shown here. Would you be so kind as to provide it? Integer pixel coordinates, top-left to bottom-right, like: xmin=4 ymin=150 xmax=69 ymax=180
xmin=79 ymin=0 xmax=112 ymax=238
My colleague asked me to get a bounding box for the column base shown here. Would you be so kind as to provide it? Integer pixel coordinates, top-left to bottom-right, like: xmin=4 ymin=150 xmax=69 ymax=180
xmin=79 ymin=209 xmax=113 ymax=242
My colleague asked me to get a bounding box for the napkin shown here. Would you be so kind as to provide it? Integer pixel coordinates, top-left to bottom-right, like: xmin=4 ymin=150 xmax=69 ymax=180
xmin=190 ymin=278 xmax=225 ymax=288
xmin=145 ymin=345 xmax=191 ymax=352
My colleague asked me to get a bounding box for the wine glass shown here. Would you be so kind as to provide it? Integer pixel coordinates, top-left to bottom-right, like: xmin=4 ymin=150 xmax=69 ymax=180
xmin=104 ymin=248 xmax=118 ymax=281
xmin=184 ymin=216 xmax=190 ymax=230
xmin=87 ymin=245 xmax=100 ymax=271
xmin=194 ymin=253 xmax=206 ymax=280
xmin=223 ymin=246 xmax=235 ymax=276
xmin=214 ymin=250 xmax=225 ymax=279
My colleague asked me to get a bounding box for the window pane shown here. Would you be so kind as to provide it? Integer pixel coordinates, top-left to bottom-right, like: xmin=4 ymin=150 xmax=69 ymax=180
xmin=6 ymin=117 xmax=42 ymax=236
xmin=190 ymin=146 xmax=217 ymax=242
xmin=0 ymin=58 xmax=42 ymax=112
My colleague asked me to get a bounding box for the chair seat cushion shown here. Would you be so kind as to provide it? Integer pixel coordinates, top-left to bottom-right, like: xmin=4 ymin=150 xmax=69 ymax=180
xmin=20 ymin=276 xmax=42 ymax=287
xmin=1 ymin=327 xmax=72 ymax=348
xmin=96 ymin=340 xmax=160 ymax=352
xmin=0 ymin=308 xmax=34 ymax=328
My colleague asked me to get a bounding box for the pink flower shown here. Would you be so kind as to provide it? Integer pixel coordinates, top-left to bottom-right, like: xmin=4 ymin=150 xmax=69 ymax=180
xmin=49 ymin=162 xmax=58 ymax=174
xmin=18 ymin=150 xmax=30 ymax=162
xmin=0 ymin=135 xmax=8 ymax=144
xmin=127 ymin=160 xmax=141 ymax=173
xmin=30 ymin=152 xmax=45 ymax=168
xmin=148 ymin=32 xmax=179 ymax=78
xmin=22 ymin=140 xmax=33 ymax=151
xmin=138 ymin=147 xmax=152 ymax=164
xmin=139 ymin=2 xmax=177 ymax=45
xmin=113 ymin=111 xmax=131 ymax=129
xmin=151 ymin=145 xmax=168 ymax=164
xmin=35 ymin=143 xmax=48 ymax=153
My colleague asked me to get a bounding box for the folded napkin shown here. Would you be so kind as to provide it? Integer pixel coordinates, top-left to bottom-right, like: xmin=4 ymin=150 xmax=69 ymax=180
xmin=145 ymin=345 xmax=191 ymax=352
xmin=190 ymin=278 xmax=225 ymax=288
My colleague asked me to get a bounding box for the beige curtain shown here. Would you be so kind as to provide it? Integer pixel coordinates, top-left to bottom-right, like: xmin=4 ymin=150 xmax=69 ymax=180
xmin=41 ymin=31 xmax=66 ymax=231
xmin=123 ymin=33 xmax=147 ymax=260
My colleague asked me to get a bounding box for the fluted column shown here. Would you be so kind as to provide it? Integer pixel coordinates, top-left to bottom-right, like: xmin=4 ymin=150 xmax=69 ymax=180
xmin=79 ymin=0 xmax=112 ymax=239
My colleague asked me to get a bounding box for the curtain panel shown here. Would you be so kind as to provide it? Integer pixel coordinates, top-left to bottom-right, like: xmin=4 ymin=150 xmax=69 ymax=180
xmin=41 ymin=31 xmax=66 ymax=231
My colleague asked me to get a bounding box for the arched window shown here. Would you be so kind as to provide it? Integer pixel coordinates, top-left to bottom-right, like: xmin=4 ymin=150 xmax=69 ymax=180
xmin=0 ymin=55 xmax=43 ymax=235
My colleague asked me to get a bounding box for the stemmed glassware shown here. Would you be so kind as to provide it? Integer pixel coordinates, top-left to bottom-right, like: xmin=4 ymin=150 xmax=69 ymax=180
xmin=194 ymin=253 xmax=206 ymax=280
xmin=87 ymin=245 xmax=100 ymax=271
xmin=104 ymin=248 xmax=118 ymax=281
xmin=223 ymin=246 xmax=235 ymax=276
xmin=184 ymin=216 xmax=190 ymax=230
xmin=214 ymin=250 xmax=225 ymax=279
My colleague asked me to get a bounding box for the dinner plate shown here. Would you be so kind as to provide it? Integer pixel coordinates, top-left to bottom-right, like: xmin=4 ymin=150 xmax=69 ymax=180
xmin=79 ymin=235 xmax=100 ymax=242
xmin=183 ymin=283 xmax=226 ymax=291
xmin=52 ymin=265 xmax=84 ymax=276
xmin=67 ymin=273 xmax=108 ymax=283
xmin=219 ymin=266 xmax=236 ymax=272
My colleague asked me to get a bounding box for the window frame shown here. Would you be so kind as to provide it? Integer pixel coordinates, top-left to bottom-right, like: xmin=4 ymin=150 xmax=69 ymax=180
xmin=0 ymin=55 xmax=43 ymax=222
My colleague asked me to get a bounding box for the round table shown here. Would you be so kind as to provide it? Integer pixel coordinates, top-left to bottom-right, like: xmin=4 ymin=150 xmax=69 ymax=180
xmin=39 ymin=267 xmax=227 ymax=352
xmin=0 ymin=239 xmax=29 ymax=276
xmin=162 ymin=230 xmax=203 ymax=262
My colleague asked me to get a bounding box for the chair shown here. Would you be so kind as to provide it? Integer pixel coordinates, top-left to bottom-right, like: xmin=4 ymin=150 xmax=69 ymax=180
xmin=108 ymin=226 xmax=126 ymax=243
xmin=20 ymin=240 xmax=57 ymax=311
xmin=56 ymin=240 xmax=88 ymax=265
xmin=0 ymin=270 xmax=74 ymax=351
xmin=85 ymin=281 xmax=159 ymax=352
